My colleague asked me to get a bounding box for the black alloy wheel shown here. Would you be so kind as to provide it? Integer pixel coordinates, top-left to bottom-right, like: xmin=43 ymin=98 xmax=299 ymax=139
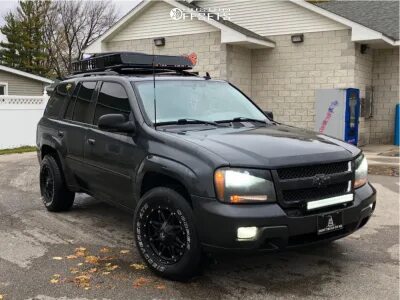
xmin=134 ymin=187 xmax=201 ymax=280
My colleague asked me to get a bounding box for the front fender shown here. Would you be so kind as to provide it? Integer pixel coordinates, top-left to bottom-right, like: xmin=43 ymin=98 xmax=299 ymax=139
xmin=136 ymin=155 xmax=200 ymax=198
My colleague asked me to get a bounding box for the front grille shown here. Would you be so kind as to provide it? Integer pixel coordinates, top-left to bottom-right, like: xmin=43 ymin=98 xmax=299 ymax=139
xmin=282 ymin=182 xmax=349 ymax=203
xmin=277 ymin=161 xmax=349 ymax=180
xmin=275 ymin=160 xmax=353 ymax=214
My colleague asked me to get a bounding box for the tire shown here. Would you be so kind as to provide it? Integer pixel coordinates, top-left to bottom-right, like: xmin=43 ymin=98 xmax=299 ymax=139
xmin=40 ymin=155 xmax=75 ymax=212
xmin=133 ymin=187 xmax=201 ymax=281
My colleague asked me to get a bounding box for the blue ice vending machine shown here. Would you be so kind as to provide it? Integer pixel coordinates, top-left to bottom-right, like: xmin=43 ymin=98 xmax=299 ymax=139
xmin=315 ymin=88 xmax=360 ymax=145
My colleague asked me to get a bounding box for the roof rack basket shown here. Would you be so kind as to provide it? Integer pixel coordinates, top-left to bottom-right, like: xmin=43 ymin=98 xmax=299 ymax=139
xmin=72 ymin=52 xmax=194 ymax=74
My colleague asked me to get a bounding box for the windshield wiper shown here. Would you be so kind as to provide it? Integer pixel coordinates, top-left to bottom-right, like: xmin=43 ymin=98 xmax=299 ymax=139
xmin=156 ymin=118 xmax=226 ymax=127
xmin=216 ymin=117 xmax=267 ymax=124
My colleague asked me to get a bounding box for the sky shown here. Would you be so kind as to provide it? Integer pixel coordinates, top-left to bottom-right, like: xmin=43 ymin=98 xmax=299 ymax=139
xmin=0 ymin=0 xmax=142 ymax=41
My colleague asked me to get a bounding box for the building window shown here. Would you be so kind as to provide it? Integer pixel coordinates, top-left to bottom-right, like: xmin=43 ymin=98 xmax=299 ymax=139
xmin=0 ymin=83 xmax=8 ymax=95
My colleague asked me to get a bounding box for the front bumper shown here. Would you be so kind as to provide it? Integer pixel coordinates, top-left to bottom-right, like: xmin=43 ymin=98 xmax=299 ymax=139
xmin=192 ymin=182 xmax=376 ymax=252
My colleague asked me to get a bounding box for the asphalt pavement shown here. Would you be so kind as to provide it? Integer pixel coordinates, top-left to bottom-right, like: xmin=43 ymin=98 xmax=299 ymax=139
xmin=0 ymin=152 xmax=398 ymax=300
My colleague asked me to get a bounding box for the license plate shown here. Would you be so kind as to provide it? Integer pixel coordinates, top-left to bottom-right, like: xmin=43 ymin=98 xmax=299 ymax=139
xmin=317 ymin=211 xmax=343 ymax=235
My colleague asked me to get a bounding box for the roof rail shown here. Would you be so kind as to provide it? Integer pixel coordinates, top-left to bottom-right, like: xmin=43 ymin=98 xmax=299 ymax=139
xmin=72 ymin=52 xmax=195 ymax=75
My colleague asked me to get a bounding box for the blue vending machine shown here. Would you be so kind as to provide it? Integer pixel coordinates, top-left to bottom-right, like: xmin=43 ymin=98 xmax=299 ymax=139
xmin=314 ymin=88 xmax=360 ymax=145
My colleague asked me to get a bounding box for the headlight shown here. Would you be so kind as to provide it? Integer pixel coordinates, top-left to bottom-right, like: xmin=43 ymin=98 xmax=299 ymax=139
xmin=214 ymin=168 xmax=276 ymax=203
xmin=354 ymin=154 xmax=368 ymax=188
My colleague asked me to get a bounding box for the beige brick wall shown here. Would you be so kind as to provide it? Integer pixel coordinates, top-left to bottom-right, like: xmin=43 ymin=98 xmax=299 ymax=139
xmin=252 ymin=29 xmax=356 ymax=129
xmin=370 ymin=48 xmax=400 ymax=144
xmin=102 ymin=29 xmax=398 ymax=145
xmin=354 ymin=44 xmax=373 ymax=145
xmin=226 ymin=45 xmax=252 ymax=96
xmin=104 ymin=32 xmax=226 ymax=79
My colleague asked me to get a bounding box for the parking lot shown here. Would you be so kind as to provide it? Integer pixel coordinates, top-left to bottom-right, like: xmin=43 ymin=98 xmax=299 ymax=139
xmin=0 ymin=152 xmax=398 ymax=300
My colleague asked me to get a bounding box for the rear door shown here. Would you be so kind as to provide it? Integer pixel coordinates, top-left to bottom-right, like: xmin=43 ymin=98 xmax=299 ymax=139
xmin=59 ymin=81 xmax=97 ymax=191
xmin=85 ymin=81 xmax=140 ymax=209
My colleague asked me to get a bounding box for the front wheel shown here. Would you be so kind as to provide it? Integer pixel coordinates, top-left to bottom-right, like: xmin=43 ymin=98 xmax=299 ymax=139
xmin=133 ymin=187 xmax=201 ymax=281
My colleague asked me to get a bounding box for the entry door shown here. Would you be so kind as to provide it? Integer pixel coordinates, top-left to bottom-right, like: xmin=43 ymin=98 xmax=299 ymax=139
xmin=84 ymin=81 xmax=143 ymax=210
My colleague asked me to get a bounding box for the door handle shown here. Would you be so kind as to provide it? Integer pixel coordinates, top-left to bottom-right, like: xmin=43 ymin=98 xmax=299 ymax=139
xmin=87 ymin=138 xmax=96 ymax=145
xmin=57 ymin=131 xmax=64 ymax=138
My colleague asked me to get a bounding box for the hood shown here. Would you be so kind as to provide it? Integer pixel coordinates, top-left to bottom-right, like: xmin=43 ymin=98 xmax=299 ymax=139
xmin=167 ymin=124 xmax=360 ymax=168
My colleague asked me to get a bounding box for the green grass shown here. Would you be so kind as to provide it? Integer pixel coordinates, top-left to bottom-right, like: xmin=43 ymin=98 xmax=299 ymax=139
xmin=0 ymin=146 xmax=37 ymax=155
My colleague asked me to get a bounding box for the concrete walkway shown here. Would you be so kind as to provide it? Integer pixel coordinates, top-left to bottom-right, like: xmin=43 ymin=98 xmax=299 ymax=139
xmin=361 ymin=144 xmax=399 ymax=176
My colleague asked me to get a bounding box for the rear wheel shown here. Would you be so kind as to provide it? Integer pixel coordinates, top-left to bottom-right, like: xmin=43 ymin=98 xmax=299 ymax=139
xmin=134 ymin=187 xmax=201 ymax=281
xmin=40 ymin=155 xmax=75 ymax=212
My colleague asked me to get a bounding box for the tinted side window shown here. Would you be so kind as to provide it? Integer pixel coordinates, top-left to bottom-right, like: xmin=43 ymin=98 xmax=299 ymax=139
xmin=45 ymin=84 xmax=69 ymax=118
xmin=64 ymin=83 xmax=80 ymax=120
xmin=94 ymin=82 xmax=131 ymax=125
xmin=72 ymin=81 xmax=96 ymax=123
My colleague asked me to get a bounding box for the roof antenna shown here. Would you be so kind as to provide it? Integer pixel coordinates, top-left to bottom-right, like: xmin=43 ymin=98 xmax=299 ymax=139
xmin=152 ymin=47 xmax=157 ymax=130
xmin=204 ymin=72 xmax=211 ymax=80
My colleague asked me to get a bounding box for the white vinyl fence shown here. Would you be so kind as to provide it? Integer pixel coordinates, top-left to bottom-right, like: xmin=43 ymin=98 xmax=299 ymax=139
xmin=0 ymin=95 xmax=49 ymax=149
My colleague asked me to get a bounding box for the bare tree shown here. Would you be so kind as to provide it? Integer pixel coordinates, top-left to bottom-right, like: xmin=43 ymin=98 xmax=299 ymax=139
xmin=44 ymin=1 xmax=117 ymax=78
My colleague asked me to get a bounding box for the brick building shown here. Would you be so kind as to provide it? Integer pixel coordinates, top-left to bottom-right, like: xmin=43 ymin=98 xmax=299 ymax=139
xmin=85 ymin=0 xmax=399 ymax=145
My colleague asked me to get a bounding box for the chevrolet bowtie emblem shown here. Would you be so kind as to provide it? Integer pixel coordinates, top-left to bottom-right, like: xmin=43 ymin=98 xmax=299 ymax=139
xmin=312 ymin=174 xmax=330 ymax=187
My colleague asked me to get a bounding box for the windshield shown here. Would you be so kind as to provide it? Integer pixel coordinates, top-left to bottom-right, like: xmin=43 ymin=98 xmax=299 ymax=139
xmin=133 ymin=80 xmax=267 ymax=124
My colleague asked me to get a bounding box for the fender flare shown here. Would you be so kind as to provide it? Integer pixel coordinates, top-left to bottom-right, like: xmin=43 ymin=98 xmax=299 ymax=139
xmin=135 ymin=155 xmax=199 ymax=198
xmin=40 ymin=135 xmax=77 ymax=189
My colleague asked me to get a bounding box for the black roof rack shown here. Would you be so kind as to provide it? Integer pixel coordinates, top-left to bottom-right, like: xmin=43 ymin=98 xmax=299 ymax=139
xmin=72 ymin=52 xmax=195 ymax=75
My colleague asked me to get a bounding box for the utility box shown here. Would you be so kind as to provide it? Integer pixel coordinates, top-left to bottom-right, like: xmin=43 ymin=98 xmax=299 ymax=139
xmin=315 ymin=88 xmax=360 ymax=145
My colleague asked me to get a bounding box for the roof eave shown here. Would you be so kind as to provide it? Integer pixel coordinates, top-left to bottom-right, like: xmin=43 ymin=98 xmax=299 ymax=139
xmin=0 ymin=65 xmax=53 ymax=84
xmin=291 ymin=0 xmax=398 ymax=47
xmin=165 ymin=0 xmax=275 ymax=48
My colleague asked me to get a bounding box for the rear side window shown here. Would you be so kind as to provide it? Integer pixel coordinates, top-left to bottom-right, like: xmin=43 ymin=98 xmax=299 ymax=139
xmin=72 ymin=81 xmax=96 ymax=123
xmin=64 ymin=83 xmax=80 ymax=120
xmin=94 ymin=82 xmax=131 ymax=125
xmin=45 ymin=84 xmax=69 ymax=118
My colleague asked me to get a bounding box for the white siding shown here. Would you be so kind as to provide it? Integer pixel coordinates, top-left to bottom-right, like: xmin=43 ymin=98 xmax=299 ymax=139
xmin=197 ymin=0 xmax=347 ymax=36
xmin=109 ymin=1 xmax=218 ymax=42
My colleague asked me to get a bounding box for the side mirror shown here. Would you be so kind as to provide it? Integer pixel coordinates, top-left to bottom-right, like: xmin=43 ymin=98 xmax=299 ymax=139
xmin=98 ymin=114 xmax=135 ymax=133
xmin=264 ymin=111 xmax=274 ymax=120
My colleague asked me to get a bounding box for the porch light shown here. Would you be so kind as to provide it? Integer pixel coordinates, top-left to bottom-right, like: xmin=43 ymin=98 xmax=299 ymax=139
xmin=154 ymin=37 xmax=166 ymax=47
xmin=291 ymin=34 xmax=304 ymax=43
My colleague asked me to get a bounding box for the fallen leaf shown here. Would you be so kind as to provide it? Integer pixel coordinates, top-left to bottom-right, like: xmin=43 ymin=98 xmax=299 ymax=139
xmin=77 ymin=263 xmax=83 ymax=266
xmin=75 ymin=247 xmax=87 ymax=257
xmin=120 ymin=250 xmax=130 ymax=254
xmin=105 ymin=265 xmax=119 ymax=271
xmin=155 ymin=284 xmax=166 ymax=290
xmin=85 ymin=256 xmax=100 ymax=264
xmin=66 ymin=255 xmax=78 ymax=259
xmin=52 ymin=257 xmax=63 ymax=260
xmin=50 ymin=275 xmax=60 ymax=284
xmin=0 ymin=294 xmax=3 ymax=300
xmin=74 ymin=275 xmax=91 ymax=288
xmin=100 ymin=247 xmax=110 ymax=253
xmin=133 ymin=277 xmax=151 ymax=288
xmin=130 ymin=263 xmax=146 ymax=270
xmin=70 ymin=267 xmax=79 ymax=274
xmin=88 ymin=268 xmax=98 ymax=273
xmin=84 ymin=287 xmax=91 ymax=290
xmin=105 ymin=262 xmax=112 ymax=267
xmin=102 ymin=271 xmax=111 ymax=275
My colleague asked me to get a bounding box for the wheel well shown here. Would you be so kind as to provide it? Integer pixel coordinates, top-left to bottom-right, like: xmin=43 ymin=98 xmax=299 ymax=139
xmin=41 ymin=145 xmax=62 ymax=168
xmin=140 ymin=172 xmax=191 ymax=204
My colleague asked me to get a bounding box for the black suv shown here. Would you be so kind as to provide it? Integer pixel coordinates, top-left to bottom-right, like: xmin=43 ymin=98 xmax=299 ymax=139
xmin=37 ymin=52 xmax=376 ymax=280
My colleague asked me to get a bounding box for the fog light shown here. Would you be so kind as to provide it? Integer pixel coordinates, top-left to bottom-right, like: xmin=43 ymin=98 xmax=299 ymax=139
xmin=237 ymin=227 xmax=258 ymax=240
